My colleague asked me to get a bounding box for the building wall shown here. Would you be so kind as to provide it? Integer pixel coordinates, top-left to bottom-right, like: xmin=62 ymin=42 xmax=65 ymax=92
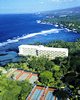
xmin=19 ymin=45 xmax=68 ymax=59
xmin=19 ymin=47 xmax=37 ymax=56
xmin=38 ymin=49 xmax=68 ymax=59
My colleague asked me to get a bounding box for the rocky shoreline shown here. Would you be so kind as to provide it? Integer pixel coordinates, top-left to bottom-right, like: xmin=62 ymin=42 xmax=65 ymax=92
xmin=40 ymin=20 xmax=79 ymax=33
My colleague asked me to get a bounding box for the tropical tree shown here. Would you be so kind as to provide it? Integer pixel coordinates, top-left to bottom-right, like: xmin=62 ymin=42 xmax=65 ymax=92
xmin=0 ymin=75 xmax=32 ymax=100
xmin=53 ymin=89 xmax=70 ymax=100
xmin=39 ymin=71 xmax=54 ymax=86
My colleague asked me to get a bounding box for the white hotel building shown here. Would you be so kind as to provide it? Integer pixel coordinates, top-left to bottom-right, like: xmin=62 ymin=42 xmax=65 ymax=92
xmin=19 ymin=45 xmax=68 ymax=59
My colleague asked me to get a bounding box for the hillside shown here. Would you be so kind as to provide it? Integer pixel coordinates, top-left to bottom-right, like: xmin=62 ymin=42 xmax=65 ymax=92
xmin=41 ymin=6 xmax=80 ymax=16
xmin=41 ymin=6 xmax=80 ymax=33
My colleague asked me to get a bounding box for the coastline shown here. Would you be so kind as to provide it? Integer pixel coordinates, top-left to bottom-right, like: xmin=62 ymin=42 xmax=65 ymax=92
xmin=0 ymin=15 xmax=80 ymax=66
xmin=39 ymin=19 xmax=79 ymax=33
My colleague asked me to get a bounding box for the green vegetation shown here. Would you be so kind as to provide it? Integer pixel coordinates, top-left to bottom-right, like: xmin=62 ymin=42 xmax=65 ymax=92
xmin=39 ymin=71 xmax=54 ymax=86
xmin=42 ymin=14 xmax=80 ymax=33
xmin=53 ymin=88 xmax=70 ymax=100
xmin=0 ymin=74 xmax=32 ymax=100
xmin=0 ymin=40 xmax=80 ymax=99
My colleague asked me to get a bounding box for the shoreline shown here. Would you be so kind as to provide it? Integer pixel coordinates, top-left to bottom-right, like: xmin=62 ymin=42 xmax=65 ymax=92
xmin=40 ymin=20 xmax=79 ymax=33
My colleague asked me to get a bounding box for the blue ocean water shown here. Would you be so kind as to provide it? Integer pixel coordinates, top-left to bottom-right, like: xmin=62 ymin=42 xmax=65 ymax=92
xmin=0 ymin=14 xmax=53 ymax=42
xmin=0 ymin=14 xmax=80 ymax=45
xmin=0 ymin=14 xmax=80 ymax=65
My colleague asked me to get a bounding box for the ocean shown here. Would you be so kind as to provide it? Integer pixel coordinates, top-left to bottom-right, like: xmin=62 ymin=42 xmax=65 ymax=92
xmin=0 ymin=14 xmax=80 ymax=65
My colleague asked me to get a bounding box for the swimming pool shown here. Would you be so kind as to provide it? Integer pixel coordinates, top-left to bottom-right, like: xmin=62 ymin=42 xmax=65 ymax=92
xmin=31 ymin=89 xmax=42 ymax=100
xmin=45 ymin=91 xmax=54 ymax=100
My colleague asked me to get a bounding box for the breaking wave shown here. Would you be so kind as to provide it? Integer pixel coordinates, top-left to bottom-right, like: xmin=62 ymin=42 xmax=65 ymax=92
xmin=0 ymin=28 xmax=62 ymax=47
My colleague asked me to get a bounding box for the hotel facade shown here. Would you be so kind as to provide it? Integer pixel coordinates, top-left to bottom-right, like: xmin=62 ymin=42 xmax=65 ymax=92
xmin=19 ymin=45 xmax=68 ymax=59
